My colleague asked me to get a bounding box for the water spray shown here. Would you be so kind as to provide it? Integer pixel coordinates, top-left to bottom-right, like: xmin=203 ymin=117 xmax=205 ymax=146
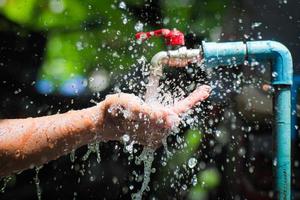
xmin=136 ymin=28 xmax=292 ymax=200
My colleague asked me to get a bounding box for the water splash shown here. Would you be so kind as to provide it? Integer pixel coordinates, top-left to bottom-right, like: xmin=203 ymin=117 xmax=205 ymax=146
xmin=70 ymin=149 xmax=76 ymax=163
xmin=162 ymin=137 xmax=173 ymax=158
xmin=0 ymin=176 xmax=12 ymax=193
xmin=34 ymin=166 xmax=43 ymax=200
xmin=115 ymin=48 xmax=204 ymax=199
xmin=144 ymin=74 xmax=161 ymax=104
xmin=82 ymin=142 xmax=101 ymax=163
xmin=130 ymin=60 xmax=162 ymax=199
xmin=132 ymin=147 xmax=155 ymax=200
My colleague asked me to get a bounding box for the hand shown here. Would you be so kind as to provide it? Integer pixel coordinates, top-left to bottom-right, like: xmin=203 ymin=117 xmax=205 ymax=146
xmin=102 ymin=85 xmax=211 ymax=148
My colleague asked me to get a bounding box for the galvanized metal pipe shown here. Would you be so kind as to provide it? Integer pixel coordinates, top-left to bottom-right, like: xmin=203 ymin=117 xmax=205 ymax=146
xmin=202 ymin=40 xmax=293 ymax=200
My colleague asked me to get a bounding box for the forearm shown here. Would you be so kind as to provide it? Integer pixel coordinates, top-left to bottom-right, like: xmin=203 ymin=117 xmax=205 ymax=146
xmin=0 ymin=102 xmax=109 ymax=177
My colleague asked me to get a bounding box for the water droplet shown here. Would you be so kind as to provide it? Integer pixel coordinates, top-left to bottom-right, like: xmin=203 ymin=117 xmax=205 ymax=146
xmin=70 ymin=149 xmax=76 ymax=162
xmin=238 ymin=147 xmax=246 ymax=157
xmin=125 ymin=141 xmax=134 ymax=153
xmin=119 ymin=1 xmax=126 ymax=9
xmin=76 ymin=41 xmax=84 ymax=51
xmin=181 ymin=184 xmax=187 ymax=190
xmin=122 ymin=16 xmax=128 ymax=24
xmin=112 ymin=176 xmax=118 ymax=184
xmin=88 ymin=70 xmax=109 ymax=92
xmin=163 ymin=17 xmax=170 ymax=25
xmin=216 ymin=130 xmax=221 ymax=137
xmin=249 ymin=166 xmax=254 ymax=173
xmin=188 ymin=157 xmax=197 ymax=168
xmin=122 ymin=134 xmax=130 ymax=142
xmin=251 ymin=22 xmax=262 ymax=29
xmin=272 ymin=72 xmax=278 ymax=78
xmin=89 ymin=176 xmax=96 ymax=182
xmin=191 ymin=175 xmax=198 ymax=186
xmin=134 ymin=21 xmax=144 ymax=32
xmin=49 ymin=0 xmax=65 ymax=14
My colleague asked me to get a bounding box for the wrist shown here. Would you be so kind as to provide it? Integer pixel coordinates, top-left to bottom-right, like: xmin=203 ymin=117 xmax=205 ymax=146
xmin=86 ymin=101 xmax=122 ymax=142
xmin=85 ymin=102 xmax=106 ymax=133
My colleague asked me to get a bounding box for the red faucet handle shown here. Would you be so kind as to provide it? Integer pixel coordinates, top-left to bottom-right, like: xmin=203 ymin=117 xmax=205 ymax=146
xmin=135 ymin=28 xmax=185 ymax=46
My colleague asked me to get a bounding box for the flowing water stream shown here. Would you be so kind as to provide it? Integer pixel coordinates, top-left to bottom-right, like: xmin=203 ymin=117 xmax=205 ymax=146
xmin=34 ymin=166 xmax=42 ymax=200
xmin=132 ymin=147 xmax=155 ymax=200
xmin=131 ymin=66 xmax=165 ymax=200
xmin=0 ymin=176 xmax=12 ymax=193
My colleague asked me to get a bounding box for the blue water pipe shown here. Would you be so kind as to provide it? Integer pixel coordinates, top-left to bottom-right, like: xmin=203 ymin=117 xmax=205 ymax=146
xmin=202 ymin=41 xmax=292 ymax=200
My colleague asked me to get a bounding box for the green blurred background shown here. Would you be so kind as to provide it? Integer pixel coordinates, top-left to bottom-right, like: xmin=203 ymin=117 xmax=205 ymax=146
xmin=0 ymin=0 xmax=226 ymax=95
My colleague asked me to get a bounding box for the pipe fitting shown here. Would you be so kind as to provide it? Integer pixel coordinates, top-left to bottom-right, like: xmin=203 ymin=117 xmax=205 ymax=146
xmin=246 ymin=41 xmax=293 ymax=85
xmin=150 ymin=47 xmax=201 ymax=76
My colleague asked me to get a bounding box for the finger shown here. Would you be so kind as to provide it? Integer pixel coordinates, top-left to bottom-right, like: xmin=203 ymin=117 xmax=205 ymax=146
xmin=106 ymin=93 xmax=149 ymax=115
xmin=172 ymin=85 xmax=211 ymax=115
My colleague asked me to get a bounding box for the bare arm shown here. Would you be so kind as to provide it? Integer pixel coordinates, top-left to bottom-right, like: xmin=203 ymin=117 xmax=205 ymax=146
xmin=0 ymin=102 xmax=108 ymax=177
xmin=0 ymin=85 xmax=211 ymax=177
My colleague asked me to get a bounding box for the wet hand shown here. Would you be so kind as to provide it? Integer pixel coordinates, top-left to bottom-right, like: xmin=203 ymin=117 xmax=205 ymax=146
xmin=102 ymin=85 xmax=211 ymax=147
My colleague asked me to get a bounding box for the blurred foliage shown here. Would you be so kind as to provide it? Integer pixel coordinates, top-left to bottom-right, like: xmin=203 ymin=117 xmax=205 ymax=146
xmin=157 ymin=129 xmax=221 ymax=199
xmin=0 ymin=0 xmax=227 ymax=94
xmin=162 ymin=0 xmax=226 ymax=34
xmin=166 ymin=129 xmax=202 ymax=167
xmin=188 ymin=168 xmax=221 ymax=200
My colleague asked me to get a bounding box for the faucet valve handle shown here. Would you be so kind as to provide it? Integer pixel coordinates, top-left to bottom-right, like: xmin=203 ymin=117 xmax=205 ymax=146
xmin=135 ymin=28 xmax=185 ymax=46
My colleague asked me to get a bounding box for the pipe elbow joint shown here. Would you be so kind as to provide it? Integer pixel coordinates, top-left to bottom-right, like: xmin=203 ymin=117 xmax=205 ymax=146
xmin=246 ymin=41 xmax=293 ymax=85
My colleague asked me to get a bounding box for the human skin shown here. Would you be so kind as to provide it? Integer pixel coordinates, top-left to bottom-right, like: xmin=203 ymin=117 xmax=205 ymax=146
xmin=0 ymin=85 xmax=211 ymax=177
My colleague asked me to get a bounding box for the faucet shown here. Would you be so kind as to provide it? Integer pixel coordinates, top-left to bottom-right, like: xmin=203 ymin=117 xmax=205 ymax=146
xmin=135 ymin=29 xmax=202 ymax=101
